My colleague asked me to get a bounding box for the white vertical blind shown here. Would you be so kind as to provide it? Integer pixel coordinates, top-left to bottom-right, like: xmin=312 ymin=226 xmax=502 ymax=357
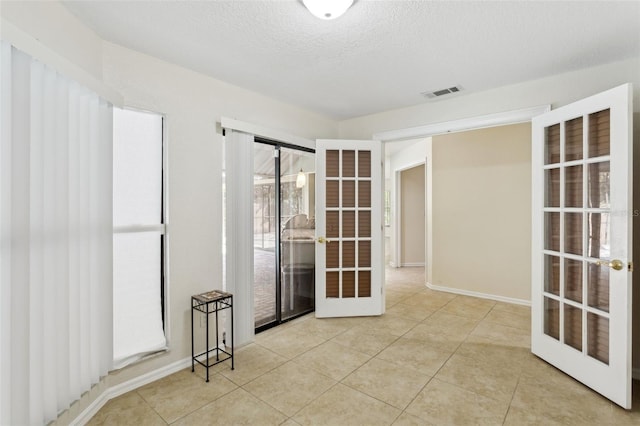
xmin=0 ymin=41 xmax=113 ymax=425
xmin=224 ymin=130 xmax=255 ymax=346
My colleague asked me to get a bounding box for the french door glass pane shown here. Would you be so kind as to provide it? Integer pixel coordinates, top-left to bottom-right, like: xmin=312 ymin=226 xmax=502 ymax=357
xmin=588 ymin=263 xmax=610 ymax=312
xmin=588 ymin=109 xmax=610 ymax=158
xmin=542 ymin=107 xmax=613 ymax=366
xmin=544 ymin=255 xmax=560 ymax=295
xmin=545 ymin=124 xmax=561 ymax=164
xmin=565 ymin=117 xmax=583 ymax=162
xmin=565 ymin=165 xmax=583 ymax=208
xmin=544 ymin=297 xmax=560 ymax=340
xmin=544 ymin=212 xmax=560 ymax=252
xmin=545 ymin=168 xmax=560 ymax=207
xmin=324 ymin=148 xmax=373 ymax=299
xmin=588 ymin=313 xmax=609 ymax=364
xmin=564 ymin=304 xmax=582 ymax=351
xmin=564 ymin=258 xmax=582 ymax=303
xmin=588 ymin=162 xmax=610 ymax=208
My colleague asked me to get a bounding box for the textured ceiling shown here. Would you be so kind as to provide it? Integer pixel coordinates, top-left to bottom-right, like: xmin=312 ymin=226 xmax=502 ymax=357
xmin=62 ymin=0 xmax=640 ymax=120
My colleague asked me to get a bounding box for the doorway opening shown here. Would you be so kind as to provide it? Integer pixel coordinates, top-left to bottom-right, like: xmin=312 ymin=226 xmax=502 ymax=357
xmin=253 ymin=139 xmax=316 ymax=332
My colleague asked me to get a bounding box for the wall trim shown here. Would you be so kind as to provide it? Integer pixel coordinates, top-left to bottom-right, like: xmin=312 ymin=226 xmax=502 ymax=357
xmin=373 ymin=105 xmax=550 ymax=142
xmin=401 ymin=262 xmax=425 ymax=267
xmin=426 ymin=282 xmax=531 ymax=306
xmin=71 ymin=357 xmax=191 ymax=426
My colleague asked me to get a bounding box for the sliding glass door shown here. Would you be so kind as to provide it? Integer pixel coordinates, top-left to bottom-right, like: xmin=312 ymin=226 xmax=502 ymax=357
xmin=253 ymin=141 xmax=315 ymax=331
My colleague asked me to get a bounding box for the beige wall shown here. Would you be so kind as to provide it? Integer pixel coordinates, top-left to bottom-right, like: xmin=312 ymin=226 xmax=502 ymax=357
xmin=401 ymin=165 xmax=425 ymax=265
xmin=432 ymin=123 xmax=532 ymax=301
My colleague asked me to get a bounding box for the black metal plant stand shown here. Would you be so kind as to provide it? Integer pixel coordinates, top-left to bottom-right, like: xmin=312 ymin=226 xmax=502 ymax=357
xmin=191 ymin=290 xmax=234 ymax=382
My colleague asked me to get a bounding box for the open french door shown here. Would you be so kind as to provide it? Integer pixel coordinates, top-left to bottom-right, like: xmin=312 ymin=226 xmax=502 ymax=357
xmin=315 ymin=139 xmax=384 ymax=318
xmin=531 ymin=84 xmax=633 ymax=408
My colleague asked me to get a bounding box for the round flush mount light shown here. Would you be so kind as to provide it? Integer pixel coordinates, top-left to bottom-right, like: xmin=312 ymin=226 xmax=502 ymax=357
xmin=303 ymin=0 xmax=354 ymax=20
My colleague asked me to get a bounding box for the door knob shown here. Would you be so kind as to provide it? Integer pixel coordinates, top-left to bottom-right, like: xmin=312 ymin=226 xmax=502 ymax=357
xmin=317 ymin=236 xmax=331 ymax=244
xmin=595 ymin=259 xmax=625 ymax=271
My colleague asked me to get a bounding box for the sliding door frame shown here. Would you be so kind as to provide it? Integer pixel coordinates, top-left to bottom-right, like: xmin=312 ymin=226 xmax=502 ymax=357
xmin=254 ymin=137 xmax=315 ymax=333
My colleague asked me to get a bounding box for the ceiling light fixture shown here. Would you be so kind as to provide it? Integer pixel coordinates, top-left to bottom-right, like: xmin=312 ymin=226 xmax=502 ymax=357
xmin=303 ymin=0 xmax=354 ymax=20
xmin=296 ymin=169 xmax=306 ymax=188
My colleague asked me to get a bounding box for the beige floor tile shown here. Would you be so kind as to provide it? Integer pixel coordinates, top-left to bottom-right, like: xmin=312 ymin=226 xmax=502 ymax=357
xmin=215 ymin=343 xmax=287 ymax=386
xmin=386 ymin=290 xmax=412 ymax=308
xmin=387 ymin=281 xmax=426 ymax=293
xmin=285 ymin=316 xmax=355 ymax=340
xmin=610 ymin=379 xmax=640 ymax=425
xmin=350 ymin=313 xmax=420 ymax=337
xmin=243 ymin=361 xmax=336 ymax=417
xmin=511 ymin=374 xmax=615 ymax=424
xmin=434 ymin=353 xmax=520 ymax=403
xmin=330 ymin=326 xmax=399 ymax=356
xmin=402 ymin=325 xmax=465 ymax=353
xmin=391 ymin=411 xmax=427 ymax=426
xmin=492 ymin=301 xmax=531 ymax=315
xmin=256 ymin=327 xmax=327 ymax=359
xmin=172 ymin=388 xmax=287 ymax=426
xmin=342 ymin=357 xmax=432 ymax=409
xmin=86 ymin=392 xmax=166 ymax=426
xmin=293 ymin=383 xmax=401 ymax=426
xmin=503 ymin=406 xmax=567 ymax=425
xmin=386 ymin=302 xmax=435 ymax=321
xmin=439 ymin=296 xmax=495 ymax=320
xmin=136 ymin=368 xmax=237 ymax=423
xmin=280 ymin=419 xmax=303 ymax=426
xmin=376 ymin=337 xmax=453 ymax=376
xmin=293 ymin=340 xmax=372 ymax=381
xmin=400 ymin=290 xmax=456 ymax=311
xmin=470 ymin=320 xmax=531 ymax=348
xmin=406 ymin=312 xmax=478 ymax=345
xmin=483 ymin=307 xmax=531 ymax=331
xmin=406 ymin=378 xmax=509 ymax=426
xmin=455 ymin=336 xmax=530 ymax=374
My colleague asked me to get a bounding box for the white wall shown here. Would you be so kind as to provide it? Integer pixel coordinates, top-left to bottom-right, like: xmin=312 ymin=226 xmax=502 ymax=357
xmin=339 ymin=57 xmax=640 ymax=140
xmin=1 ymin=2 xmax=339 ymax=423
xmin=0 ymin=1 xmax=104 ymax=79
xmin=388 ymin=139 xmax=429 ymax=269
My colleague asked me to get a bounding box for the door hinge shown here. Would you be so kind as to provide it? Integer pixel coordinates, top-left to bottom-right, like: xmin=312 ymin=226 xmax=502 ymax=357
xmin=629 ymin=261 xmax=634 ymax=272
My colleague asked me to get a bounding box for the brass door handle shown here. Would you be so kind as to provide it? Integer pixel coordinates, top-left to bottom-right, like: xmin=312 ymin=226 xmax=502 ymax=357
xmin=317 ymin=236 xmax=331 ymax=244
xmin=595 ymin=259 xmax=625 ymax=271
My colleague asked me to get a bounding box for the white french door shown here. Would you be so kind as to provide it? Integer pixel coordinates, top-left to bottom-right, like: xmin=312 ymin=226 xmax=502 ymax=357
xmin=531 ymin=84 xmax=633 ymax=408
xmin=315 ymin=140 xmax=384 ymax=318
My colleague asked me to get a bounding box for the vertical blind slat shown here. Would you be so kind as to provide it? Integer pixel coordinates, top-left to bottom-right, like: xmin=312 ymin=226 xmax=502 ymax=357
xmin=0 ymin=41 xmax=113 ymax=425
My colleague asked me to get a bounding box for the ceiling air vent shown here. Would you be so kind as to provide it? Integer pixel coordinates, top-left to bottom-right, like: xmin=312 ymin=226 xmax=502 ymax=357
xmin=422 ymin=86 xmax=464 ymax=99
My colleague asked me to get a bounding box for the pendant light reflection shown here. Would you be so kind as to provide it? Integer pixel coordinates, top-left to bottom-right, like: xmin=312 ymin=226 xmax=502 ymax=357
xmin=303 ymin=0 xmax=354 ymax=20
xmin=296 ymin=169 xmax=306 ymax=188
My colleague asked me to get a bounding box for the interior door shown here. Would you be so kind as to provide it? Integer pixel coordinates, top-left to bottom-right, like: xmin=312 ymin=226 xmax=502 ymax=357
xmin=315 ymin=139 xmax=384 ymax=318
xmin=531 ymin=84 xmax=633 ymax=408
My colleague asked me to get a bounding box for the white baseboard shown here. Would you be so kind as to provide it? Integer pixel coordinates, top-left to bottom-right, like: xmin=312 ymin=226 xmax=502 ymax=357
xmin=401 ymin=262 xmax=425 ymax=267
xmin=426 ymin=282 xmax=531 ymax=306
xmin=71 ymin=357 xmax=191 ymax=426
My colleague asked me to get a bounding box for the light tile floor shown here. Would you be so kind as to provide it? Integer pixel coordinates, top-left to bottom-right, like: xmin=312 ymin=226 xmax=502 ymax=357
xmin=89 ymin=267 xmax=640 ymax=425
